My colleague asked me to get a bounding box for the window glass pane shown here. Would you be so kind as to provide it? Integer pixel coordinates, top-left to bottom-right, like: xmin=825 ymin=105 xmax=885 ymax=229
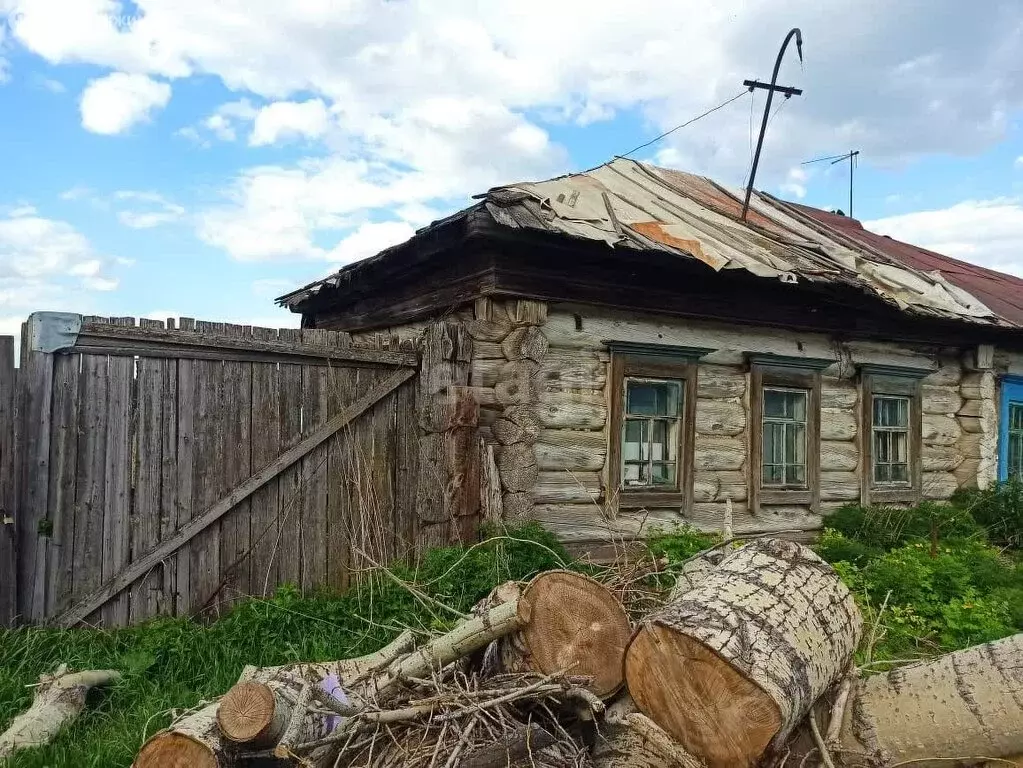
xmin=763 ymin=422 xmax=782 ymax=465
xmin=623 ymin=462 xmax=647 ymax=485
xmin=763 ymin=464 xmax=784 ymax=485
xmin=762 ymin=389 xmax=808 ymax=487
xmin=1011 ymin=403 xmax=1023 ymax=431
xmin=874 ymin=462 xmax=890 ymax=483
xmin=764 ymin=389 xmax=787 ymax=418
xmin=786 ymin=463 xmax=805 ymax=485
xmin=874 ymin=396 xmax=909 ymax=428
xmin=1010 ymin=404 xmax=1023 ymax=480
xmin=893 ymin=431 xmax=908 ymax=463
xmin=651 ymin=462 xmax=676 ymax=485
xmin=623 ymin=419 xmax=646 ymax=462
xmin=649 ymin=419 xmax=677 ymax=462
xmin=627 ymin=380 xmax=680 ymax=416
xmin=788 ymin=423 xmax=806 ymax=466
xmin=891 ymin=463 xmax=909 ymax=483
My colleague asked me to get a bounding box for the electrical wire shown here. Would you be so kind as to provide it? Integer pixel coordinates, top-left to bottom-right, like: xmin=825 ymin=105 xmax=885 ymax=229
xmin=617 ymin=90 xmax=748 ymax=159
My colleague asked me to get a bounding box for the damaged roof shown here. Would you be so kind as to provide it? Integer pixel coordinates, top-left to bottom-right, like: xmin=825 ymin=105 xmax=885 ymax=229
xmin=278 ymin=157 xmax=1021 ymax=329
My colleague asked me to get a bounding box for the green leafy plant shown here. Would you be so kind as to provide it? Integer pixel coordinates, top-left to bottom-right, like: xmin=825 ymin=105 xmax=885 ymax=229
xmin=952 ymin=479 xmax=1023 ymax=548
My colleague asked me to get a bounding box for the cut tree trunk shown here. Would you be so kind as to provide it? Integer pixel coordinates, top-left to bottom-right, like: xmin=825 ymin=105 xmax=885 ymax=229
xmin=625 ymin=538 xmax=862 ymax=768
xmin=0 ymin=667 xmax=121 ymax=760
xmin=592 ymin=695 xmax=706 ymax=768
xmin=480 ymin=570 xmax=632 ymax=699
xmin=833 ymin=632 xmax=1023 ymax=766
xmin=133 ymin=629 xmax=416 ymax=768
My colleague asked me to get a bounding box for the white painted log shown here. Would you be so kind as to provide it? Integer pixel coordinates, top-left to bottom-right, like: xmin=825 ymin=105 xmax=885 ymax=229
xmin=820 ymin=409 xmax=857 ymax=441
xmin=820 ymin=471 xmax=861 ymax=501
xmin=538 ymin=350 xmax=607 ymax=392
xmin=532 ymin=471 xmax=602 ymax=503
xmin=922 ymin=443 xmax=966 ymax=472
xmin=961 ymin=371 xmax=995 ymax=401
xmin=696 ymin=365 xmax=746 ymax=399
xmin=922 ymin=384 xmax=964 ymax=415
xmin=0 ymin=667 xmax=121 ymax=760
xmin=538 ymin=390 xmax=607 ymax=429
xmin=820 ymin=380 xmax=858 ymax=410
xmin=922 ymin=414 xmax=962 ymax=446
xmin=693 ymin=470 xmax=748 ymax=503
xmin=625 ymin=539 xmax=862 ymax=768
xmin=695 ymin=398 xmax=746 ymax=437
xmin=821 ymin=440 xmax=858 ymax=472
xmin=837 ymin=633 xmax=1023 ymax=765
xmin=535 ymin=430 xmax=606 ymax=471
xmin=694 ymin=436 xmax=746 ymax=472
xmin=922 ymin=470 xmax=960 ymax=499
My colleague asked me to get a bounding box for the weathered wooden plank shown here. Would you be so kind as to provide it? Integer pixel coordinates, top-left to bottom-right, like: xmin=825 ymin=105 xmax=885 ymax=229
xmin=300 ymin=329 xmax=330 ymax=592
xmin=0 ymin=336 xmax=17 ymax=626
xmin=72 ymin=353 xmax=107 ymax=615
xmin=76 ymin=321 xmax=418 ymax=367
xmin=219 ymin=324 xmax=253 ymax=604
xmin=922 ymin=414 xmax=961 ymax=446
xmin=324 ymin=331 xmax=355 ymax=591
xmin=820 ymin=471 xmax=861 ymax=501
xmin=923 ymin=360 xmax=963 ymax=388
xmin=535 ymin=430 xmax=606 ymax=472
xmin=131 ymin=332 xmax=163 ymax=622
xmin=690 ymin=502 xmax=821 ymax=535
xmin=248 ymin=327 xmax=281 ymax=597
xmin=101 ymin=318 xmax=134 ymax=627
xmin=56 ymin=365 xmax=415 ymax=625
xmin=351 ymin=368 xmax=384 ymax=569
xmin=532 ymin=471 xmax=602 ymax=504
xmin=189 ymin=321 xmax=225 ymax=616
xmin=694 ymin=397 xmax=745 ymax=437
xmin=820 ymin=379 xmax=858 ymax=410
xmin=45 ymin=354 xmax=81 ymax=618
xmin=960 ymin=372 xmax=994 ymax=401
xmin=538 ymin=350 xmax=606 ymax=392
xmin=820 ymin=408 xmax=857 ymax=442
xmin=277 ymin=327 xmax=304 ymax=590
xmin=393 ymin=377 xmax=419 ymax=561
xmin=922 ymin=443 xmax=965 ymax=472
xmin=16 ymin=332 xmax=55 ymax=623
xmin=158 ymin=344 xmax=178 ymax=615
xmin=538 ymin=391 xmax=606 ymax=430
xmin=922 ymin=471 xmax=959 ymax=500
xmin=692 ymin=470 xmax=748 ymax=503
xmin=821 ymin=440 xmax=858 ymax=473
xmin=174 ymin=317 xmax=196 ymax=614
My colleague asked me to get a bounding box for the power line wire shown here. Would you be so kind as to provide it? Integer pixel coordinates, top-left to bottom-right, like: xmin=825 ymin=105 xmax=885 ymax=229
xmin=618 ymin=90 xmax=748 ymax=159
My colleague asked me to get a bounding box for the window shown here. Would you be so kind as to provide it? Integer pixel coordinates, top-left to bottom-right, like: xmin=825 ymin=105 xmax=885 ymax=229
xmin=762 ymin=388 xmax=808 ymax=487
xmin=1009 ymin=403 xmax=1023 ymax=481
xmin=622 ymin=378 xmax=682 ymax=488
xmin=607 ymin=346 xmax=702 ymax=512
xmin=872 ymin=395 xmax=911 ymax=484
xmin=860 ymin=367 xmax=923 ymax=504
xmin=748 ymin=356 xmax=828 ymax=515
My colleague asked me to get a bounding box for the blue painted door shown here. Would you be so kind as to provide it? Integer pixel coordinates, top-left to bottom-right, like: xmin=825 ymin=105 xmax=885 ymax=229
xmin=999 ymin=376 xmax=1023 ymax=482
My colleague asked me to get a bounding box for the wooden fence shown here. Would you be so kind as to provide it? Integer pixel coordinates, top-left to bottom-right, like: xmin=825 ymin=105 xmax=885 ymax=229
xmin=0 ymin=314 xmax=479 ymax=628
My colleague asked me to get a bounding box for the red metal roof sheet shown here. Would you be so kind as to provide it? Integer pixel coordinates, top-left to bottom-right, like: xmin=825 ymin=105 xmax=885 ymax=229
xmin=793 ymin=204 xmax=1023 ymax=327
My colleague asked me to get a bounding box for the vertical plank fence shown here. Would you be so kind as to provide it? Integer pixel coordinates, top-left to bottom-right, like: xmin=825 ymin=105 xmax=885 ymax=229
xmin=0 ymin=313 xmax=479 ymax=628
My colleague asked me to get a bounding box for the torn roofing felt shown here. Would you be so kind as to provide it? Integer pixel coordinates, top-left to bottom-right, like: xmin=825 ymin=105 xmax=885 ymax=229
xmin=278 ymin=157 xmax=1023 ymax=330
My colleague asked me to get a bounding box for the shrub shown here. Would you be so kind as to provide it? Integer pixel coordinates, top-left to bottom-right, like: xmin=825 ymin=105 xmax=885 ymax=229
xmin=825 ymin=502 xmax=985 ymax=551
xmin=952 ymin=479 xmax=1023 ymax=548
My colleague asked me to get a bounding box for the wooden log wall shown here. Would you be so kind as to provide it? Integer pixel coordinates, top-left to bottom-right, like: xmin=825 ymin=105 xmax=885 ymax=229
xmin=473 ymin=306 xmax=991 ymax=550
xmin=0 ymin=336 xmax=15 ymax=627
xmin=4 ymin=316 xmax=446 ymax=628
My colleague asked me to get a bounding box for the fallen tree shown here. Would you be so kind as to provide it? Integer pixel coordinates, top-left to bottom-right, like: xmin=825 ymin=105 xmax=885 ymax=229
xmin=625 ymin=538 xmax=863 ymax=768
xmin=0 ymin=665 xmax=121 ymax=761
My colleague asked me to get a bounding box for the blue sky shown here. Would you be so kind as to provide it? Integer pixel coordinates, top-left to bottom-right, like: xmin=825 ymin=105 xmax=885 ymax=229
xmin=2 ymin=0 xmax=1023 ymax=343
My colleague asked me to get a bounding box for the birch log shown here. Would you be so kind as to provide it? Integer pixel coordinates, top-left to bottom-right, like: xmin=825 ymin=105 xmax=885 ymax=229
xmin=480 ymin=571 xmax=633 ymax=698
xmin=0 ymin=667 xmax=121 ymax=760
xmin=833 ymin=632 xmax=1023 ymax=766
xmin=625 ymin=538 xmax=862 ymax=768
xmin=133 ymin=630 xmax=416 ymax=767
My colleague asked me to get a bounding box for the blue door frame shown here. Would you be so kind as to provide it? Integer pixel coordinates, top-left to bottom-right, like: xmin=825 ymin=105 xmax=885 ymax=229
xmin=998 ymin=375 xmax=1023 ymax=482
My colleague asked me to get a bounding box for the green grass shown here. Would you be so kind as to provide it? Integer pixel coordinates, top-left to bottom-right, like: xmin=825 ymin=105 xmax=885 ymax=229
xmin=0 ymin=524 xmax=568 ymax=767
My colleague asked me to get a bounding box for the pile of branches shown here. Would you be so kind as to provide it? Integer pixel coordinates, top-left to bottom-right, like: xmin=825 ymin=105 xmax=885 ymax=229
xmin=5 ymin=540 xmax=1022 ymax=768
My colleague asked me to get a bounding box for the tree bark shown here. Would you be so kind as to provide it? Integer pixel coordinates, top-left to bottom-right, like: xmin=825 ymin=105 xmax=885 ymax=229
xmin=592 ymin=696 xmax=706 ymax=768
xmin=625 ymin=538 xmax=862 ymax=768
xmin=0 ymin=667 xmax=121 ymax=760
xmin=479 ymin=571 xmax=633 ymax=699
xmin=834 ymin=632 xmax=1023 ymax=766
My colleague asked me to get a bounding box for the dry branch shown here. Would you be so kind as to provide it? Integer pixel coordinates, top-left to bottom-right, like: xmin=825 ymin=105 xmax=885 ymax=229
xmin=0 ymin=667 xmax=121 ymax=760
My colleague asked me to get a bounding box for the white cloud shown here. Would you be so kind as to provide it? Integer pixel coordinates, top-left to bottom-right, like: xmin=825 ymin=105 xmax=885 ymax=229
xmin=779 ymin=167 xmax=809 ymax=200
xmin=79 ymin=72 xmax=171 ymax=135
xmin=251 ymin=278 xmax=295 ymax=298
xmin=329 ymin=221 xmax=415 ymax=266
xmin=866 ymin=199 xmax=1023 ymax=277
xmin=0 ymin=205 xmax=124 ymax=316
xmin=39 ymin=77 xmax=65 ymax=93
xmin=113 ymin=190 xmax=185 ymax=228
xmin=1016 ymin=155 xmax=1023 ymax=168
xmin=249 ymin=99 xmax=330 ymax=146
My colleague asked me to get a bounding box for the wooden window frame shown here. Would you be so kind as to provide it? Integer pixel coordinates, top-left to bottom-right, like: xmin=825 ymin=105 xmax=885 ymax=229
xmin=608 ymin=351 xmax=700 ymax=513
xmin=750 ymin=363 xmax=823 ymax=514
xmin=860 ymin=367 xmax=924 ymax=505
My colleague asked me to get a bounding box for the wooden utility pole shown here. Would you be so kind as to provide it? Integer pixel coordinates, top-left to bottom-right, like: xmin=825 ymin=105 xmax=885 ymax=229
xmin=741 ymin=28 xmax=805 ymax=221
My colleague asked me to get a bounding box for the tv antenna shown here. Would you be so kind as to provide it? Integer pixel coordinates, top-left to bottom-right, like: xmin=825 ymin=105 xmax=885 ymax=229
xmin=802 ymin=150 xmax=860 ymax=218
xmin=741 ymin=27 xmax=804 ymax=221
